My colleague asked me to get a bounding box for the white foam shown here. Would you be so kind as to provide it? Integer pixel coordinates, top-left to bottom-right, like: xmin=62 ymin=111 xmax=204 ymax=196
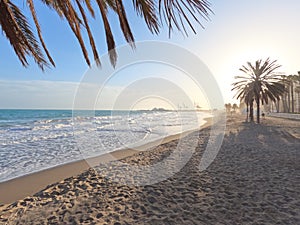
xmin=0 ymin=111 xmax=211 ymax=182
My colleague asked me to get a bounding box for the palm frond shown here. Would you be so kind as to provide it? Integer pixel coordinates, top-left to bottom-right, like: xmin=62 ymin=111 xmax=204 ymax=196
xmin=27 ymin=0 xmax=55 ymax=66
xmin=133 ymin=0 xmax=160 ymax=33
xmin=41 ymin=0 xmax=64 ymax=17
xmin=0 ymin=0 xmax=49 ymax=70
xmin=76 ymin=0 xmax=100 ymax=66
xmin=57 ymin=0 xmax=91 ymax=66
xmin=114 ymin=0 xmax=135 ymax=46
xmin=1 ymin=0 xmax=213 ymax=69
xmin=96 ymin=0 xmax=117 ymax=67
xmin=158 ymin=0 xmax=212 ymax=36
xmin=83 ymin=0 xmax=95 ymax=17
xmin=232 ymin=58 xmax=284 ymax=107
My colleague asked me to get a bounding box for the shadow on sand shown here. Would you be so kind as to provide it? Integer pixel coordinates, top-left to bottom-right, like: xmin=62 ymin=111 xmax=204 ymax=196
xmin=1 ymin=117 xmax=299 ymax=224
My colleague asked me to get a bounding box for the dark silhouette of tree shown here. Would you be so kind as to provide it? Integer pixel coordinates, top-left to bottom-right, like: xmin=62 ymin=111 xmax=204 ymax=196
xmin=295 ymin=85 xmax=300 ymax=113
xmin=232 ymin=83 xmax=254 ymax=122
xmin=232 ymin=103 xmax=238 ymax=112
xmin=225 ymin=103 xmax=232 ymax=113
xmin=280 ymin=73 xmax=300 ymax=113
xmin=232 ymin=58 xmax=285 ymax=123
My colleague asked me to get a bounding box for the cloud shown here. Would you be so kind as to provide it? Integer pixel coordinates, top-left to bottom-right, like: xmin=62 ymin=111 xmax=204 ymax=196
xmin=0 ymin=77 xmax=211 ymax=110
xmin=0 ymin=80 xmax=78 ymax=109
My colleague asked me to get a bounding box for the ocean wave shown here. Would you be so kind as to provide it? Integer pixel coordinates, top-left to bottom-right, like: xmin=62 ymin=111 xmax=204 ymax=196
xmin=0 ymin=110 xmax=210 ymax=182
xmin=8 ymin=127 xmax=32 ymax=131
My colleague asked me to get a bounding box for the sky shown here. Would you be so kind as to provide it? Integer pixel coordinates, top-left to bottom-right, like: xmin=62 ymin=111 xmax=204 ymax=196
xmin=0 ymin=0 xmax=300 ymax=109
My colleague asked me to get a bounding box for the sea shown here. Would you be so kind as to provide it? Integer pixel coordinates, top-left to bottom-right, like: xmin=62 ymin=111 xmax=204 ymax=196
xmin=0 ymin=109 xmax=211 ymax=182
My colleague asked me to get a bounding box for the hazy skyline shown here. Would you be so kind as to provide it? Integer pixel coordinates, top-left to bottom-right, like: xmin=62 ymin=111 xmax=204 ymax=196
xmin=0 ymin=0 xmax=299 ymax=109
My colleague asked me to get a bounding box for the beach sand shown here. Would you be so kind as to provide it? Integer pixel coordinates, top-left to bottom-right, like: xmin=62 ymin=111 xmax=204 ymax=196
xmin=0 ymin=115 xmax=299 ymax=224
xmin=0 ymin=118 xmax=212 ymax=205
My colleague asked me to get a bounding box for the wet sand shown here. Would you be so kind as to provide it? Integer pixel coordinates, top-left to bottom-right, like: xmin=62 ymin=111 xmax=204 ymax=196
xmin=0 ymin=118 xmax=212 ymax=205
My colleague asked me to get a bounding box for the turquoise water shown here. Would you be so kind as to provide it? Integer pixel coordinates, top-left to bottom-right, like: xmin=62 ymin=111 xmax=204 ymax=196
xmin=0 ymin=109 xmax=140 ymax=126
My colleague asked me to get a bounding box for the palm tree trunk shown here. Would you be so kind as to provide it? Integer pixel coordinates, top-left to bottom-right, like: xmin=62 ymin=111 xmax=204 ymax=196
xmin=246 ymin=103 xmax=249 ymax=122
xmin=298 ymin=92 xmax=300 ymax=113
xmin=275 ymin=99 xmax=280 ymax=112
xmin=291 ymin=82 xmax=294 ymax=113
xmin=288 ymin=86 xmax=291 ymax=113
xmin=249 ymin=100 xmax=254 ymax=122
xmin=282 ymin=93 xmax=288 ymax=112
xmin=256 ymin=97 xmax=260 ymax=124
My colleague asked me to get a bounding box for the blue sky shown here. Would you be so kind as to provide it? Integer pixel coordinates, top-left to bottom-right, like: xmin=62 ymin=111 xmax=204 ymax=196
xmin=1 ymin=0 xmax=300 ymax=109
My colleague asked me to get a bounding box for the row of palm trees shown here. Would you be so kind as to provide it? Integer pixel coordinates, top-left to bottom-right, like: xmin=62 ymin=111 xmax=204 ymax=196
xmin=224 ymin=103 xmax=238 ymax=113
xmin=276 ymin=73 xmax=300 ymax=113
xmin=232 ymin=58 xmax=300 ymax=123
xmin=232 ymin=58 xmax=286 ymax=123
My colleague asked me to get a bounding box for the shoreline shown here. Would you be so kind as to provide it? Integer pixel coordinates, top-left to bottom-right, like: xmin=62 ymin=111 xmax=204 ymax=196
xmin=1 ymin=115 xmax=299 ymax=224
xmin=0 ymin=117 xmax=213 ymax=205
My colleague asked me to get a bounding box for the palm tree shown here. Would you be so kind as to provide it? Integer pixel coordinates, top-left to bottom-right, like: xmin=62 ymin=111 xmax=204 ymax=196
xmin=280 ymin=74 xmax=300 ymax=113
xmin=232 ymin=58 xmax=285 ymax=123
xmin=0 ymin=0 xmax=212 ymax=70
xmin=225 ymin=103 xmax=232 ymax=113
xmin=295 ymin=86 xmax=300 ymax=113
xmin=286 ymin=75 xmax=296 ymax=113
xmin=246 ymin=89 xmax=255 ymax=122
xmin=293 ymin=72 xmax=300 ymax=113
xmin=291 ymin=74 xmax=300 ymax=113
xmin=280 ymin=76 xmax=290 ymax=113
xmin=232 ymin=83 xmax=254 ymax=122
xmin=232 ymin=103 xmax=238 ymax=112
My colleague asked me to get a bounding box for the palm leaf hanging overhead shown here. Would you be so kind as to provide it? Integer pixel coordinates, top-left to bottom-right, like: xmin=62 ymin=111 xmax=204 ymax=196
xmin=0 ymin=0 xmax=212 ymax=69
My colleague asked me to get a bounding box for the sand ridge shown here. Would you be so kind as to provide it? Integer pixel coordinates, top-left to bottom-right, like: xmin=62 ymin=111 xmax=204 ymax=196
xmin=0 ymin=115 xmax=299 ymax=224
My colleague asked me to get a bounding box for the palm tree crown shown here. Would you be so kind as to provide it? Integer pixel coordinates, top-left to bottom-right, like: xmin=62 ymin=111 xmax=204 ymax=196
xmin=0 ymin=0 xmax=212 ymax=70
xmin=232 ymin=58 xmax=285 ymax=123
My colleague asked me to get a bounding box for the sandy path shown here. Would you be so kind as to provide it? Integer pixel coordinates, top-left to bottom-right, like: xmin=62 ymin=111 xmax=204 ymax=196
xmin=0 ymin=115 xmax=299 ymax=224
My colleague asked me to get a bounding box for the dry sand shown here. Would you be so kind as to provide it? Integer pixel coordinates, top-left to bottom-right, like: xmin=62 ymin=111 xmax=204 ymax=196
xmin=0 ymin=115 xmax=299 ymax=224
